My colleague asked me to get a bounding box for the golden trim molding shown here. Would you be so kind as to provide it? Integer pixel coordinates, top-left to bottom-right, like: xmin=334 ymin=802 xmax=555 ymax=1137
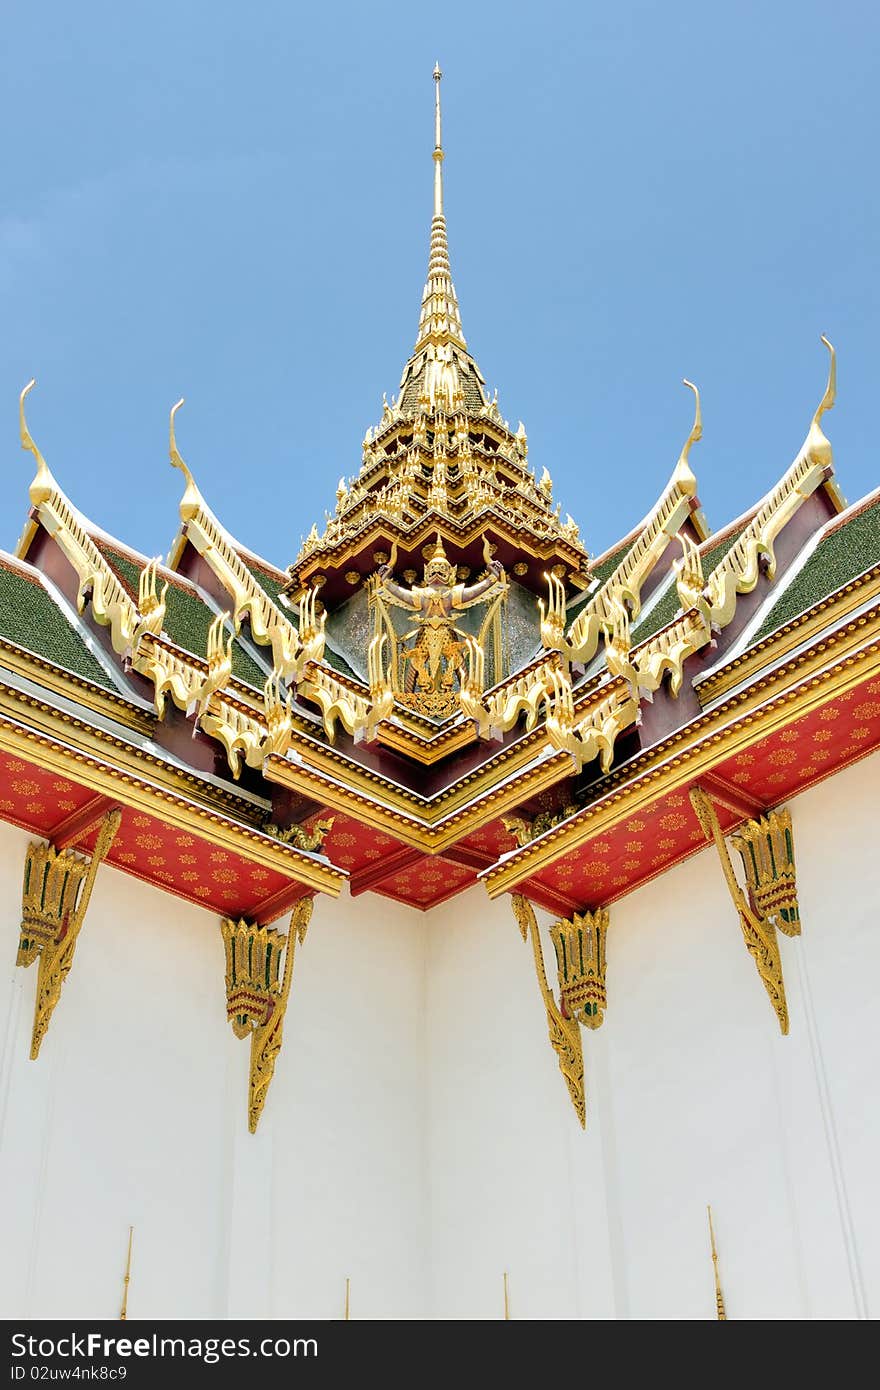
xmin=0 ymin=703 xmax=346 ymax=897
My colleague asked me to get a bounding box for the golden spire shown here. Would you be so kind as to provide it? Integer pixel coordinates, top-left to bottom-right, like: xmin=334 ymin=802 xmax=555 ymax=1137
xmin=415 ymin=64 xmax=467 ymax=351
xmin=707 ymin=1205 xmax=727 ymax=1320
xmin=433 ymin=61 xmax=444 ymax=219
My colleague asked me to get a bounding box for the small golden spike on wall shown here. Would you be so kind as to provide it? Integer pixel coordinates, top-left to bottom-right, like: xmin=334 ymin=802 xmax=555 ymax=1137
xmin=707 ymin=1206 xmax=727 ymax=1320
xmin=503 ymin=1271 xmax=511 ymax=1320
xmin=20 ymin=809 xmax=122 ymax=1060
xmin=511 ymin=895 xmax=585 ymax=1126
xmin=119 ymin=1226 xmax=134 ymax=1321
xmin=344 ymin=1277 xmax=351 ymax=1321
xmin=689 ymin=787 xmax=789 ymax=1034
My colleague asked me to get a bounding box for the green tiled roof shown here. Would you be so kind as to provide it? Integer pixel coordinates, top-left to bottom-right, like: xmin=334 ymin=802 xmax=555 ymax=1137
xmin=95 ymin=543 xmax=268 ymax=691
xmin=752 ymin=496 xmax=880 ymax=643
xmin=0 ymin=562 xmax=118 ymax=692
xmin=589 ymin=535 xmax=636 ymax=588
xmin=631 ymin=526 xmax=747 ymax=645
xmin=241 ymin=556 xmax=289 ymax=606
xmin=239 ymin=553 xmax=360 ymax=679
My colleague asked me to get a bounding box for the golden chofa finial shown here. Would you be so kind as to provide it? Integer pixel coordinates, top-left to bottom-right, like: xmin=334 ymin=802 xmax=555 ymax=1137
xmin=805 ymin=335 xmax=836 ymax=469
xmin=19 ymin=379 xmax=53 ymax=506
xmin=169 ymin=397 xmax=201 ymax=521
xmin=673 ymin=378 xmax=702 ymax=491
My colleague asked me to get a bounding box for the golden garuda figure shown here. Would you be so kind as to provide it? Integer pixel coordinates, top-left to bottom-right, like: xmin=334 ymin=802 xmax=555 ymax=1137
xmin=374 ymin=535 xmax=507 ymax=717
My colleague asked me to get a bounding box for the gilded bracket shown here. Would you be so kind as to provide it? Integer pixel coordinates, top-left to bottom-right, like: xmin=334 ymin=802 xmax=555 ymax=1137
xmin=730 ymin=807 xmax=801 ymax=937
xmin=511 ymin=894 xmax=586 ymax=1127
xmin=689 ymin=787 xmax=789 ymax=1034
xmin=550 ymin=908 xmax=609 ymax=1029
xmin=219 ymin=896 xmax=314 ymax=1133
xmin=18 ymin=809 xmax=122 ymax=1059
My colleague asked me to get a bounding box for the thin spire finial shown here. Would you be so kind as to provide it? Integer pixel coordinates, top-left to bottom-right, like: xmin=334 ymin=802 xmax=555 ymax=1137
xmin=411 ymin=64 xmax=467 ymax=353
xmin=707 ymin=1205 xmax=727 ymax=1320
xmin=433 ymin=62 xmax=444 ymax=218
xmin=119 ymin=1226 xmax=134 ymax=1321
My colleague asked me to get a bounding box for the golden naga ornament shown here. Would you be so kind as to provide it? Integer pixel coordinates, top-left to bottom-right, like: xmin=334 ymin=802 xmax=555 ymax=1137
xmin=689 ymin=787 xmax=789 ymax=1034
xmin=18 ymin=809 xmax=121 ymax=1060
xmin=219 ymin=896 xmax=314 ymax=1133
xmin=550 ymin=910 xmax=609 ymax=1030
xmin=730 ymin=808 xmax=801 ymax=937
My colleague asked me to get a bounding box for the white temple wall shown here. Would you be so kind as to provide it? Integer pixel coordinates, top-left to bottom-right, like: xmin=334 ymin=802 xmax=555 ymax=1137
xmin=0 ymin=837 xmax=427 ymax=1321
xmin=424 ymin=749 xmax=880 ymax=1321
xmin=0 ymin=749 xmax=878 ymax=1320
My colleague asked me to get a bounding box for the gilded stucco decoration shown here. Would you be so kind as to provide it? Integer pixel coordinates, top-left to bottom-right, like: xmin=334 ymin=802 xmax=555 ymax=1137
xmin=18 ymin=808 xmax=121 ymax=1059
xmin=368 ymin=535 xmax=507 ymax=722
xmin=689 ymin=786 xmax=789 ymax=1034
xmin=512 ymin=894 xmax=585 ymax=1126
xmin=220 ymin=895 xmax=314 ymax=1133
xmin=550 ymin=909 xmax=609 ymax=1030
xmin=730 ymin=808 xmax=801 ymax=937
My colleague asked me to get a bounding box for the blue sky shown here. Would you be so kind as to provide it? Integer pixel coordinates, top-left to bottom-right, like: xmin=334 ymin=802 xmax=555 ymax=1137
xmin=1 ymin=1 xmax=876 ymax=569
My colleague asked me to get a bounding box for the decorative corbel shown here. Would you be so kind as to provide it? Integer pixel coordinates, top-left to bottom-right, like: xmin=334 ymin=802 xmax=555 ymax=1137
xmin=542 ymin=666 xmax=632 ymax=773
xmin=195 ymin=613 xmax=233 ymax=719
xmin=538 ymin=570 xmax=568 ymax=653
xmin=296 ymin=586 xmax=326 ymax=669
xmin=603 ymin=597 xmax=636 ymax=687
xmin=511 ymin=895 xmax=586 ymax=1127
xmin=730 ymin=808 xmax=801 ymax=937
xmin=261 ymin=669 xmax=293 ymax=760
xmin=18 ymin=809 xmax=122 ymax=1059
xmin=549 ymin=909 xmax=609 ymax=1029
xmin=132 ymin=558 xmax=168 ymax=648
xmin=219 ymin=896 xmax=313 ymax=1133
xmin=673 ymin=530 xmax=706 ymax=615
xmin=689 ymin=787 xmax=789 ymax=1034
xmin=361 ymin=632 xmax=395 ymax=740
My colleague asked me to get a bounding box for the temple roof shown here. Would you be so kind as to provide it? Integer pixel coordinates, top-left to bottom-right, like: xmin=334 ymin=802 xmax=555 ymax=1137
xmin=0 ymin=75 xmax=875 ymax=923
